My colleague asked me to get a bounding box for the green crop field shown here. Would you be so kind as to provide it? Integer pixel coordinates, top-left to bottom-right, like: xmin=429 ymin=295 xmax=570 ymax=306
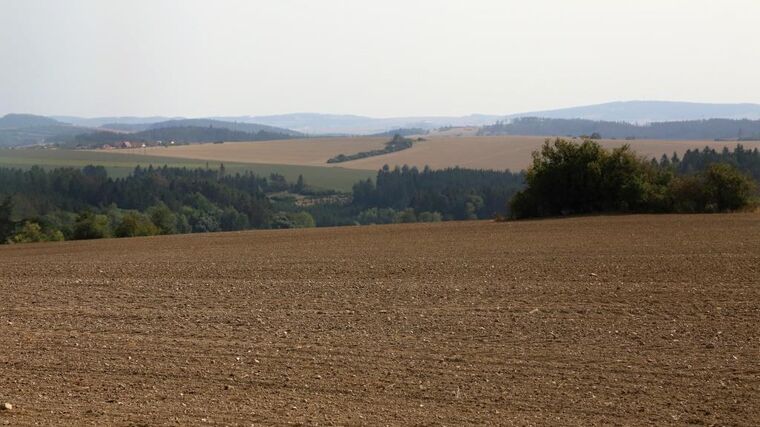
xmin=0 ymin=149 xmax=374 ymax=192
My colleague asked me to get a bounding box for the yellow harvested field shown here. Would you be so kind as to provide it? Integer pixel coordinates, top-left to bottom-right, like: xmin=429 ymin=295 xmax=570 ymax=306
xmin=341 ymin=136 xmax=760 ymax=171
xmin=122 ymin=137 xmax=388 ymax=166
xmin=110 ymin=136 xmax=760 ymax=172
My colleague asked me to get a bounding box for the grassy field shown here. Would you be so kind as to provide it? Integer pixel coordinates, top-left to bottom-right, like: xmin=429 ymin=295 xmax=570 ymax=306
xmin=104 ymin=135 xmax=760 ymax=172
xmin=0 ymin=148 xmax=374 ymax=192
xmin=0 ymin=214 xmax=758 ymax=424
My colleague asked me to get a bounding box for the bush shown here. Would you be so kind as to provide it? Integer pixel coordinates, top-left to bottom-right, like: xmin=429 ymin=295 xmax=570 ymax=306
xmin=114 ymin=212 xmax=160 ymax=238
xmin=357 ymin=207 xmax=398 ymax=225
xmin=220 ymin=207 xmax=249 ymax=231
xmin=147 ymin=202 xmax=177 ymax=234
xmin=703 ymin=163 xmax=756 ymax=211
xmin=73 ymin=212 xmax=112 ymax=240
xmin=9 ymin=221 xmax=64 ymax=244
xmin=271 ymin=211 xmax=316 ymax=229
xmin=667 ymin=175 xmax=707 ymax=213
xmin=394 ymin=208 xmax=417 ymax=223
xmin=417 ymin=211 xmax=442 ymax=222
xmin=39 ymin=211 xmax=78 ymax=240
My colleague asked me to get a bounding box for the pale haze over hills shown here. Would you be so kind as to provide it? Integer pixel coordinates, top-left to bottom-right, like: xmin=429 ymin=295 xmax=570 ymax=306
xmin=45 ymin=101 xmax=760 ymax=135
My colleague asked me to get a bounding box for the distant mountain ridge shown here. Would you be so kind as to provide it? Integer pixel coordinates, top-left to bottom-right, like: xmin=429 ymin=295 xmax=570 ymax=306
xmin=52 ymin=116 xmax=184 ymax=127
xmin=506 ymin=101 xmax=760 ymax=123
xmin=0 ymin=114 xmax=95 ymax=147
xmin=3 ymin=101 xmax=760 ymax=147
xmin=41 ymin=101 xmax=760 ymax=135
xmin=144 ymin=119 xmax=303 ymax=136
xmin=480 ymin=117 xmax=760 ymax=141
xmin=0 ymin=113 xmax=63 ymax=129
xmin=210 ymin=113 xmax=501 ymax=135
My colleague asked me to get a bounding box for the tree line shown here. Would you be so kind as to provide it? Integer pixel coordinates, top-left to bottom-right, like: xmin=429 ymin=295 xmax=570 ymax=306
xmin=659 ymin=144 xmax=760 ymax=181
xmin=327 ymin=134 xmax=415 ymax=163
xmin=55 ymin=126 xmax=296 ymax=148
xmin=351 ymin=165 xmax=524 ymax=220
xmin=0 ymin=165 xmax=316 ymax=243
xmin=480 ymin=117 xmax=760 ymax=141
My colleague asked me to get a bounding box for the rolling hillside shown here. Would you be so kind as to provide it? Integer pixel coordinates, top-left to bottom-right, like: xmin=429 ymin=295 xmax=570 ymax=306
xmin=0 ymin=114 xmax=97 ymax=147
xmin=100 ymin=118 xmax=304 ymax=136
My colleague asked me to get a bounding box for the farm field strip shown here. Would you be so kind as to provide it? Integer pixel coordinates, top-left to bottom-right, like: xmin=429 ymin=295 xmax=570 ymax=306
xmin=0 ymin=214 xmax=758 ymax=425
xmin=104 ymin=135 xmax=760 ymax=172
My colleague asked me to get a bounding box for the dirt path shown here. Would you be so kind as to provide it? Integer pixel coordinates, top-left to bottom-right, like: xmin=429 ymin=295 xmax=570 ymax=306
xmin=1 ymin=215 xmax=759 ymax=425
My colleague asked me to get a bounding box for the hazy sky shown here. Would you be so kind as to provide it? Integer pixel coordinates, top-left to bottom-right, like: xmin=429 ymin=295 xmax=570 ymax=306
xmin=1 ymin=0 xmax=758 ymax=117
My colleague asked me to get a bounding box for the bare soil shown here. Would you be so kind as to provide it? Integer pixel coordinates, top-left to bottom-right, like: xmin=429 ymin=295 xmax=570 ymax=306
xmin=1 ymin=215 xmax=759 ymax=425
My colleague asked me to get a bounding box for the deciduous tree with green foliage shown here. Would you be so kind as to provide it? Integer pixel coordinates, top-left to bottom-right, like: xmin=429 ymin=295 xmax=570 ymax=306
xmin=73 ymin=212 xmax=112 ymax=240
xmin=114 ymin=212 xmax=160 ymax=238
xmin=510 ymin=138 xmax=756 ymax=218
xmin=10 ymin=221 xmax=64 ymax=243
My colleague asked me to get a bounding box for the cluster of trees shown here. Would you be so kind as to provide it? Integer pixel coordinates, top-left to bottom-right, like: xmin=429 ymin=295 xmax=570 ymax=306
xmin=480 ymin=117 xmax=760 ymax=141
xmin=657 ymin=144 xmax=760 ymax=181
xmin=510 ymin=139 xmax=757 ymax=219
xmin=327 ymin=134 xmax=414 ymax=163
xmin=284 ymin=166 xmax=523 ymax=227
xmin=0 ymin=165 xmax=316 ymax=244
xmin=352 ymin=165 xmax=524 ymax=220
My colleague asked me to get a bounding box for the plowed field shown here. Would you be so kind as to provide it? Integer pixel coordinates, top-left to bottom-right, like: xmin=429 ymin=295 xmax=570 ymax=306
xmin=1 ymin=215 xmax=759 ymax=425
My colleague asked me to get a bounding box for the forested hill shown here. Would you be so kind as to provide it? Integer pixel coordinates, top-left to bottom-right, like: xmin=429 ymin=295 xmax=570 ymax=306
xmin=479 ymin=117 xmax=760 ymax=141
xmin=0 ymin=114 xmax=63 ymax=129
xmin=59 ymin=126 xmax=298 ymax=147
xmin=0 ymin=114 xmax=303 ymax=147
xmin=0 ymin=114 xmax=94 ymax=147
xmin=100 ymin=119 xmax=304 ymax=136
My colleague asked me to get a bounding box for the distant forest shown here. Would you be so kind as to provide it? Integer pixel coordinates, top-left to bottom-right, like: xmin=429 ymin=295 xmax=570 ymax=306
xmin=57 ymin=126 xmax=296 ymax=147
xmin=663 ymin=144 xmax=760 ymax=181
xmin=480 ymin=117 xmax=760 ymax=141
xmin=0 ymin=163 xmax=525 ymax=243
xmin=351 ymin=166 xmax=523 ymax=220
